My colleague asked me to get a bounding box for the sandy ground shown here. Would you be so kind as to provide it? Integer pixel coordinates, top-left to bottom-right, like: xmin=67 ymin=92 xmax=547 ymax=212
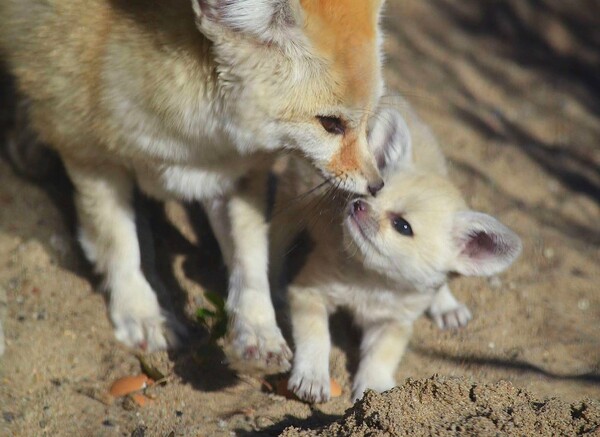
xmin=0 ymin=1 xmax=599 ymax=436
xmin=282 ymin=375 xmax=600 ymax=436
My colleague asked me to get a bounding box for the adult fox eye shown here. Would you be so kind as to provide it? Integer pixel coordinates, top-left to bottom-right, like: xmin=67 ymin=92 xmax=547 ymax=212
xmin=392 ymin=216 xmax=413 ymax=237
xmin=317 ymin=115 xmax=345 ymax=135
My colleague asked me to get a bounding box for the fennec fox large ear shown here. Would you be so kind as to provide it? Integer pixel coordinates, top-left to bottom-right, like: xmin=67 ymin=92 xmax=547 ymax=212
xmin=451 ymin=211 xmax=523 ymax=277
xmin=368 ymin=107 xmax=412 ymax=176
xmin=192 ymin=0 xmax=301 ymax=45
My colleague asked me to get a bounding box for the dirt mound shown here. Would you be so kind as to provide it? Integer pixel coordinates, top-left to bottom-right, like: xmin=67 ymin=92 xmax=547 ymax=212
xmin=282 ymin=375 xmax=600 ymax=436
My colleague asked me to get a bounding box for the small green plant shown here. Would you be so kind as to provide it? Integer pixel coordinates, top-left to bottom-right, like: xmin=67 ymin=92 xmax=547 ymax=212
xmin=196 ymin=290 xmax=227 ymax=342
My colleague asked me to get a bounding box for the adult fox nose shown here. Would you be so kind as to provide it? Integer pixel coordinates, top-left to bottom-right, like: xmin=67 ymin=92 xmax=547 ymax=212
xmin=367 ymin=178 xmax=385 ymax=197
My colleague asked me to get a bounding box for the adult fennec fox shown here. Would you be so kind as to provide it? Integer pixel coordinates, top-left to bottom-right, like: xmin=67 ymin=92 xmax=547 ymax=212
xmin=0 ymin=0 xmax=387 ymax=372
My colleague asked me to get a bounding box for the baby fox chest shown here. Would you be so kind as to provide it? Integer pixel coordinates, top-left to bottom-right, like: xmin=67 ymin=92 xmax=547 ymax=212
xmin=324 ymin=285 xmax=433 ymax=325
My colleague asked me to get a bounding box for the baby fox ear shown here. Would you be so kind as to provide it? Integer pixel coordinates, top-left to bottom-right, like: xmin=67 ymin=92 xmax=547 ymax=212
xmin=368 ymin=107 xmax=413 ymax=176
xmin=451 ymin=211 xmax=522 ymax=277
xmin=192 ymin=0 xmax=300 ymax=44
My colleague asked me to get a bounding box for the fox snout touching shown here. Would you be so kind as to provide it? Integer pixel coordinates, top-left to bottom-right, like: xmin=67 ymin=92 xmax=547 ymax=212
xmin=346 ymin=199 xmax=381 ymax=240
xmin=268 ymin=98 xmax=522 ymax=403
xmin=0 ymin=0 xmax=387 ymax=366
xmin=290 ymin=0 xmax=386 ymax=195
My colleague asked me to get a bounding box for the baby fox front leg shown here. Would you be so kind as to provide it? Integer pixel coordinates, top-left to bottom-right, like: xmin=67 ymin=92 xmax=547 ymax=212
xmin=288 ymin=286 xmax=332 ymax=403
xmin=352 ymin=321 xmax=412 ymax=401
xmin=65 ymin=160 xmax=179 ymax=351
xmin=427 ymin=284 xmax=472 ymax=330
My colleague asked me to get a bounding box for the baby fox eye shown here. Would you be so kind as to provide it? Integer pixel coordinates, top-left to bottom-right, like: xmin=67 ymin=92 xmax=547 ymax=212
xmin=392 ymin=216 xmax=413 ymax=237
xmin=316 ymin=115 xmax=346 ymax=135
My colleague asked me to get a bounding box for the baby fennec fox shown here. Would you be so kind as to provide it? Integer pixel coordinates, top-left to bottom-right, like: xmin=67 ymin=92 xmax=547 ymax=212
xmin=269 ymin=102 xmax=522 ymax=402
xmin=0 ymin=0 xmax=387 ymax=370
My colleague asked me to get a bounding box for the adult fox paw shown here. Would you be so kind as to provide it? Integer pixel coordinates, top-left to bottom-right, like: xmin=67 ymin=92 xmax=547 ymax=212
xmin=110 ymin=274 xmax=185 ymax=351
xmin=224 ymin=315 xmax=292 ymax=374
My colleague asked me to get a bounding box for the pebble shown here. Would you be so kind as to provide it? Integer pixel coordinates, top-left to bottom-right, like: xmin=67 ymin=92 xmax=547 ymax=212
xmin=49 ymin=234 xmax=70 ymax=257
xmin=8 ymin=278 xmax=20 ymax=291
xmin=131 ymin=393 xmax=152 ymax=407
xmin=330 ymin=378 xmax=342 ymax=397
xmin=109 ymin=374 xmax=153 ymax=397
xmin=33 ymin=310 xmax=47 ymax=320
xmin=488 ymin=276 xmax=502 ymax=289
xmin=547 ymin=180 xmax=560 ymax=193
xmin=577 ymin=299 xmax=590 ymax=311
xmin=131 ymin=425 xmax=147 ymax=437
xmin=255 ymin=416 xmax=274 ymax=428
xmin=122 ymin=396 xmax=137 ymax=411
xmin=543 ymin=248 xmax=555 ymax=259
xmin=571 ymin=268 xmax=585 ymax=277
xmin=488 ymin=342 xmax=496 ymax=349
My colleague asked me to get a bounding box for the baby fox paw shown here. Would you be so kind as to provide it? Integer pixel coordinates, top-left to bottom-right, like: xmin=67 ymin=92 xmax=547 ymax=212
xmin=224 ymin=316 xmax=292 ymax=374
xmin=288 ymin=367 xmax=330 ymax=403
xmin=429 ymin=303 xmax=472 ymax=330
xmin=352 ymin=374 xmax=396 ymax=402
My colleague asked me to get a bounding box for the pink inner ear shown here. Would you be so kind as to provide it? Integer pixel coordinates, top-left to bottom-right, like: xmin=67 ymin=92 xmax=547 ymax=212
xmin=463 ymin=231 xmax=497 ymax=259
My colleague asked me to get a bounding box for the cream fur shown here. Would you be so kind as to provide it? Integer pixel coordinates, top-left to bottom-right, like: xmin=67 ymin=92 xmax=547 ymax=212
xmin=267 ymin=98 xmax=522 ymax=402
xmin=0 ymin=0 xmax=386 ymax=360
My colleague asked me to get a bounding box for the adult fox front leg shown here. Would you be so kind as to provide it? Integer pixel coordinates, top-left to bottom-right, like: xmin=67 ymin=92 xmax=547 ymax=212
xmin=203 ymin=167 xmax=292 ymax=373
xmin=0 ymin=0 xmax=386 ymax=367
xmin=195 ymin=0 xmax=388 ymax=371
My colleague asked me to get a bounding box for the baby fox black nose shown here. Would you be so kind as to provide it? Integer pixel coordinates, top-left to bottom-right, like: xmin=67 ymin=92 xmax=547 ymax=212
xmin=353 ymin=199 xmax=367 ymax=213
xmin=350 ymin=199 xmax=371 ymax=222
xmin=367 ymin=179 xmax=384 ymax=197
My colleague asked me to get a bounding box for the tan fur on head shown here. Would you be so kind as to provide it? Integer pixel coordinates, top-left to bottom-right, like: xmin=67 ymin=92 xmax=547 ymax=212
xmin=301 ymin=0 xmax=382 ymax=106
xmin=299 ymin=0 xmax=385 ymax=182
xmin=191 ymin=0 xmax=387 ymax=193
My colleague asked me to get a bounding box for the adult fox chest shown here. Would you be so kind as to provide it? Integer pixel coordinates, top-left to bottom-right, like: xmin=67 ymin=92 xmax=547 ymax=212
xmin=114 ymin=96 xmax=257 ymax=200
xmin=133 ymin=160 xmax=251 ymax=201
